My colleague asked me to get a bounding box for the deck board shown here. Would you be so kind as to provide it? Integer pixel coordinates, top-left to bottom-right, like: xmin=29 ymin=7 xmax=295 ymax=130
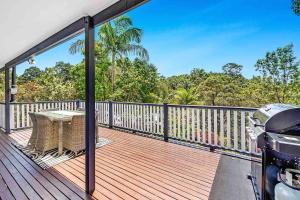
xmin=0 ymin=132 xmax=90 ymax=200
xmin=4 ymin=127 xmax=254 ymax=200
xmin=55 ymin=128 xmax=220 ymax=200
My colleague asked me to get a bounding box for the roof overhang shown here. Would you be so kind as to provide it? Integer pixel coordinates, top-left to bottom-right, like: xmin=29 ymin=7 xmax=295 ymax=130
xmin=0 ymin=0 xmax=146 ymax=70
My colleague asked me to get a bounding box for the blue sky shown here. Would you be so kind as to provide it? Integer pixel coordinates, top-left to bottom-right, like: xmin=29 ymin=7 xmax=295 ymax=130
xmin=17 ymin=0 xmax=300 ymax=78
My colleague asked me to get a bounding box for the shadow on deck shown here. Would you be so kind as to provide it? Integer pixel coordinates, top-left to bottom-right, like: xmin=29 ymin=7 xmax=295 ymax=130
xmin=1 ymin=127 xmax=255 ymax=200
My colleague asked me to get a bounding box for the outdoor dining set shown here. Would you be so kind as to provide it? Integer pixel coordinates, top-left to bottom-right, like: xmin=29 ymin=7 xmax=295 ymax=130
xmin=27 ymin=109 xmax=98 ymax=155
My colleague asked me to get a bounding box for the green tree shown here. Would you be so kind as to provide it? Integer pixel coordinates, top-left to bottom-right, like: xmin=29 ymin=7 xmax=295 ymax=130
xmin=173 ymin=88 xmax=197 ymax=105
xmin=292 ymin=0 xmax=300 ymax=15
xmin=53 ymin=61 xmax=74 ymax=81
xmin=112 ymin=59 xmax=159 ymax=102
xmin=69 ymin=15 xmax=149 ymax=92
xmin=255 ymin=44 xmax=299 ymax=103
xmin=222 ymin=63 xmax=243 ymax=76
xmin=190 ymin=68 xmax=207 ymax=86
xmin=71 ymin=56 xmax=112 ymax=101
xmin=18 ymin=66 xmax=42 ymax=83
xmin=36 ymin=68 xmax=76 ymax=101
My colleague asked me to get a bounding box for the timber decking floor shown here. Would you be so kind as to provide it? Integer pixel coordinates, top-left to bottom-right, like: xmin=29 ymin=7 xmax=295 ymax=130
xmin=0 ymin=131 xmax=91 ymax=200
xmin=4 ymin=127 xmax=255 ymax=200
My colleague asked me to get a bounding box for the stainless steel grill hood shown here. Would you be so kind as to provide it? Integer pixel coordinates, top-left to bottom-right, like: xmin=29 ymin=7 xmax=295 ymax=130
xmin=253 ymin=104 xmax=300 ymax=133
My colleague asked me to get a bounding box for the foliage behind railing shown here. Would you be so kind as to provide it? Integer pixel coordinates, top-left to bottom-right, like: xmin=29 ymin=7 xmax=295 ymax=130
xmin=8 ymin=100 xmax=257 ymax=155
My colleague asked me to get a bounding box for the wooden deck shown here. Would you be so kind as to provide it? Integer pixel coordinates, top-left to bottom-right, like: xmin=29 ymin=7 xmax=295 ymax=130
xmin=2 ymin=127 xmax=245 ymax=200
xmin=0 ymin=131 xmax=91 ymax=200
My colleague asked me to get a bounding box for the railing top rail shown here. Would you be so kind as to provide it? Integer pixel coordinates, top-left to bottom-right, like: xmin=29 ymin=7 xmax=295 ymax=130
xmin=10 ymin=100 xmax=78 ymax=104
xmin=111 ymin=102 xmax=162 ymax=106
xmin=8 ymin=100 xmax=257 ymax=111
xmin=168 ymin=104 xmax=257 ymax=111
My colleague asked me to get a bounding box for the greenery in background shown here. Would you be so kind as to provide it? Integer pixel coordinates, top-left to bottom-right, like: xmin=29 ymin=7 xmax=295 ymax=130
xmin=292 ymin=0 xmax=300 ymax=15
xmin=1 ymin=15 xmax=299 ymax=108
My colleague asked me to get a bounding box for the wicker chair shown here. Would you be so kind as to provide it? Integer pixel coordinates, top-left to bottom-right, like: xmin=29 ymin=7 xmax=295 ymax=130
xmin=34 ymin=114 xmax=59 ymax=154
xmin=63 ymin=114 xmax=99 ymax=153
xmin=27 ymin=112 xmax=37 ymax=148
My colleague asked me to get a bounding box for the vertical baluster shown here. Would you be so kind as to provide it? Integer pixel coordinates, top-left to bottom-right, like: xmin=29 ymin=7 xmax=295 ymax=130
xmin=197 ymin=109 xmax=200 ymax=143
xmin=156 ymin=106 xmax=159 ymax=134
xmin=173 ymin=107 xmax=176 ymax=138
xmin=158 ymin=106 xmax=160 ymax=134
xmin=135 ymin=105 xmax=138 ymax=130
xmin=113 ymin=103 xmax=116 ymax=125
xmin=214 ymin=109 xmax=218 ymax=146
xmin=150 ymin=106 xmax=153 ymax=133
xmin=107 ymin=103 xmax=109 ymax=124
xmin=137 ymin=105 xmax=140 ymax=130
xmin=127 ymin=104 xmax=130 ymax=128
xmin=132 ymin=105 xmax=135 ymax=130
xmin=160 ymin=106 xmax=164 ymax=134
xmin=152 ymin=106 xmax=155 ymax=133
xmin=119 ymin=104 xmax=122 ymax=127
xmin=220 ymin=110 xmax=224 ymax=147
xmin=187 ymin=108 xmax=190 ymax=141
xmin=191 ymin=108 xmax=195 ymax=142
xmin=208 ymin=109 xmax=212 ymax=144
xmin=169 ymin=107 xmax=172 ymax=137
xmin=21 ymin=104 xmax=25 ymax=128
xmin=140 ymin=105 xmax=142 ymax=131
xmin=30 ymin=104 xmax=34 ymax=126
xmin=248 ymin=112 xmax=254 ymax=152
xmin=241 ymin=111 xmax=245 ymax=151
xmin=99 ymin=103 xmax=102 ymax=124
xmin=129 ymin=104 xmax=132 ymax=129
xmin=227 ymin=110 xmax=231 ymax=148
xmin=146 ymin=106 xmax=149 ymax=132
xmin=10 ymin=105 xmax=15 ymax=129
xmin=118 ymin=104 xmax=121 ymax=127
xmin=123 ymin=104 xmax=126 ymax=128
xmin=234 ymin=111 xmax=238 ymax=150
xmin=142 ymin=105 xmax=147 ymax=132
xmin=26 ymin=104 xmax=30 ymax=127
xmin=177 ymin=108 xmax=181 ymax=139
xmin=202 ymin=109 xmax=206 ymax=143
xmin=182 ymin=107 xmax=185 ymax=140
xmin=16 ymin=104 xmax=20 ymax=128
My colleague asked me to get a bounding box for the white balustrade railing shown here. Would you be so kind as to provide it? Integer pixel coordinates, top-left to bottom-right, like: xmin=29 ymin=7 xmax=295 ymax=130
xmin=78 ymin=101 xmax=109 ymax=124
xmin=112 ymin=103 xmax=164 ymax=136
xmin=168 ymin=105 xmax=256 ymax=153
xmin=6 ymin=100 xmax=257 ymax=154
xmin=10 ymin=101 xmax=78 ymax=129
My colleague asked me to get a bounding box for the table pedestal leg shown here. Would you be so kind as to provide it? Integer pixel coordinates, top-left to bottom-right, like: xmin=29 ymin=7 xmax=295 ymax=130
xmin=58 ymin=121 xmax=63 ymax=155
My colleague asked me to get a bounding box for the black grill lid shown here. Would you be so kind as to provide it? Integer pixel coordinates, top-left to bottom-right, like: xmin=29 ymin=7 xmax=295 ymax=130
xmin=253 ymin=104 xmax=300 ymax=133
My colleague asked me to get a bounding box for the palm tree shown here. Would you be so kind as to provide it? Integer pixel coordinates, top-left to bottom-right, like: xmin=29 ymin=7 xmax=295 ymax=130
xmin=69 ymin=16 xmax=149 ymax=92
xmin=173 ymin=88 xmax=198 ymax=105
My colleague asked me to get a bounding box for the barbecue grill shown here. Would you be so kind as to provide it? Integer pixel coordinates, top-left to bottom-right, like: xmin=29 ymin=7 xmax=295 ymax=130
xmin=248 ymin=104 xmax=300 ymax=200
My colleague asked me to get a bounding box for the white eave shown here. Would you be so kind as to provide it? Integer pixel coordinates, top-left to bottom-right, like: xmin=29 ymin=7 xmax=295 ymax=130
xmin=0 ymin=0 xmax=119 ymax=69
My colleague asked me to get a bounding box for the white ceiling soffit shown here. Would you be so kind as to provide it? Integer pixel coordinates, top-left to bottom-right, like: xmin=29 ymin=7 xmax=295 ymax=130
xmin=0 ymin=0 xmax=119 ymax=69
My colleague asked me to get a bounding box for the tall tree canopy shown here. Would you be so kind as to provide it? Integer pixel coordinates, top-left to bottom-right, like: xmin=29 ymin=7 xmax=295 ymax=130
xmin=292 ymin=0 xmax=300 ymax=15
xmin=18 ymin=66 xmax=42 ymax=83
xmin=69 ymin=15 xmax=149 ymax=92
xmin=255 ymin=43 xmax=299 ymax=103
